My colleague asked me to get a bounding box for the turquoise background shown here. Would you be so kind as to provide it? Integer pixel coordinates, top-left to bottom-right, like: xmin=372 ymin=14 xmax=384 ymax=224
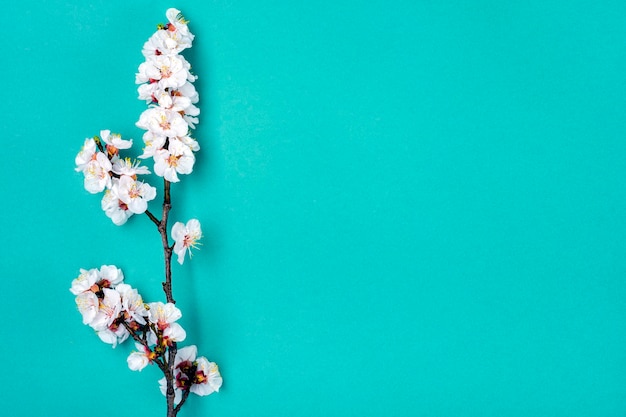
xmin=2 ymin=0 xmax=626 ymax=415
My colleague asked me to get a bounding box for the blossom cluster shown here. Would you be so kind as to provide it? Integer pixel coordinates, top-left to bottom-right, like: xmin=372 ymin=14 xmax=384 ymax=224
xmin=75 ymin=130 xmax=156 ymax=226
xmin=135 ymin=8 xmax=200 ymax=182
xmin=70 ymin=265 xmax=222 ymax=401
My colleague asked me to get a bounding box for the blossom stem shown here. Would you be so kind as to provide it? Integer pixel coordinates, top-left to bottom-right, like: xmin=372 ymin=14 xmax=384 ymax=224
xmin=145 ymin=209 xmax=160 ymax=227
xmin=159 ymin=179 xmax=175 ymax=304
xmin=166 ymin=342 xmax=178 ymax=417
xmin=157 ymin=178 xmax=179 ymax=417
xmin=174 ymin=390 xmax=191 ymax=414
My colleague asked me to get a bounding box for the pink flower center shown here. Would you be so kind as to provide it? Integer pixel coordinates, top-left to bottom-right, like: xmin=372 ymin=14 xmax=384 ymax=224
xmin=159 ymin=115 xmax=171 ymax=131
xmin=129 ymin=184 xmax=141 ymax=199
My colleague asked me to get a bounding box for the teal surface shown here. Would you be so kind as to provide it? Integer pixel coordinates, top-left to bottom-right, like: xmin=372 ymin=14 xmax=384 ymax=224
xmin=2 ymin=0 xmax=626 ymax=415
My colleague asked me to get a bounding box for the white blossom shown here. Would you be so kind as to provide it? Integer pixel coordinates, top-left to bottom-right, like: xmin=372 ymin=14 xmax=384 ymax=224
xmin=127 ymin=342 xmax=153 ymax=371
xmin=177 ymin=82 xmax=199 ymax=104
xmin=75 ymin=138 xmax=97 ymax=172
xmin=97 ymin=325 xmax=129 ymax=348
xmin=83 ymin=152 xmax=112 ymax=193
xmin=117 ymin=175 xmax=157 ymax=214
xmin=102 ymin=179 xmax=133 ymax=226
xmin=70 ymin=268 xmax=99 ymax=295
xmin=191 ymin=357 xmax=222 ymax=396
xmin=171 ymin=218 xmax=202 ymax=264
xmin=112 ymin=157 xmax=150 ymax=176
xmin=154 ymin=139 xmax=195 ymax=183
xmin=136 ymin=107 xmax=188 ymax=138
xmin=117 ymin=283 xmax=147 ymax=325
xmin=75 ymin=291 xmax=99 ymax=325
xmin=180 ymin=136 xmax=200 ymax=152
xmin=138 ymin=131 xmax=167 ymax=159
xmin=136 ymin=55 xmax=190 ymax=89
xmin=148 ymin=302 xmax=182 ymax=330
xmin=142 ymin=9 xmax=194 ymax=58
xmin=91 ymin=288 xmax=122 ymax=332
xmin=101 ymin=129 xmax=132 ymax=155
xmin=99 ymin=265 xmax=125 ymax=287
xmin=163 ymin=322 xmax=187 ymax=344
xmin=166 ymin=8 xmax=194 ymax=41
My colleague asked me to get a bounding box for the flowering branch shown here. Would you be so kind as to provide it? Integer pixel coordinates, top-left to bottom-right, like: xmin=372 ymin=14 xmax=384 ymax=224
xmin=70 ymin=9 xmax=221 ymax=417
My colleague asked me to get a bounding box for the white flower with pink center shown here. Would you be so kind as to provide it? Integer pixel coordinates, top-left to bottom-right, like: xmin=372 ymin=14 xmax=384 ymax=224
xmin=136 ymin=55 xmax=190 ymax=89
xmin=154 ymin=139 xmax=195 ymax=183
xmin=141 ymin=8 xmax=194 ymax=58
xmin=112 ymin=157 xmax=150 ymax=177
xmin=83 ymin=152 xmax=112 ymax=193
xmin=102 ymin=179 xmax=133 ymax=226
xmin=91 ymin=288 xmax=122 ymax=332
xmin=117 ymin=175 xmax=157 ymax=214
xmin=117 ymin=283 xmax=147 ymax=325
xmin=70 ymin=268 xmax=99 ymax=295
xmin=191 ymin=356 xmax=222 ymax=396
xmin=136 ymin=107 xmax=188 ymax=138
xmin=148 ymin=302 xmax=182 ymax=331
xmin=99 ymin=265 xmax=125 ymax=287
xmin=171 ymin=218 xmax=202 ymax=264
xmin=165 ymin=8 xmax=194 ymax=41
xmin=163 ymin=322 xmax=187 ymax=345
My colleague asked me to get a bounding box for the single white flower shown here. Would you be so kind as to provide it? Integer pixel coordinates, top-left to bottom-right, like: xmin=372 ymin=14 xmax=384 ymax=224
xmin=127 ymin=342 xmax=154 ymax=371
xmin=156 ymin=90 xmax=192 ymax=114
xmin=83 ymin=152 xmax=112 ymax=193
xmin=154 ymin=139 xmax=195 ymax=183
xmin=91 ymin=288 xmax=122 ymax=331
xmin=171 ymin=218 xmax=202 ymax=264
xmin=102 ymin=179 xmax=133 ymax=226
xmin=100 ymin=129 xmax=132 ymax=156
xmin=99 ymin=265 xmax=124 ymax=288
xmin=70 ymin=268 xmax=99 ymax=295
xmin=180 ymin=136 xmax=200 ymax=152
xmin=177 ymin=82 xmax=199 ymax=104
xmin=75 ymin=138 xmax=97 ymax=172
xmin=142 ymin=9 xmax=194 ymax=59
xmin=138 ymin=131 xmax=167 ymax=159
xmin=117 ymin=175 xmax=157 ymax=214
xmin=166 ymin=8 xmax=194 ymax=41
xmin=137 ymin=81 xmax=161 ymax=103
xmin=142 ymin=26 xmax=192 ymax=58
xmin=97 ymin=325 xmax=129 ymax=348
xmin=136 ymin=107 xmax=188 ymax=138
xmin=137 ymin=55 xmax=189 ymax=89
xmin=117 ymin=283 xmax=147 ymax=325
xmin=75 ymin=291 xmax=99 ymax=325
xmin=163 ymin=322 xmax=187 ymax=345
xmin=183 ymin=114 xmax=199 ymax=130
xmin=148 ymin=302 xmax=182 ymax=330
xmin=191 ymin=357 xmax=222 ymax=396
xmin=112 ymin=157 xmax=151 ymax=176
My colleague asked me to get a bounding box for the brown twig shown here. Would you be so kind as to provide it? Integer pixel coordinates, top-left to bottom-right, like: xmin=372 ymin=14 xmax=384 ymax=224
xmin=158 ymin=179 xmax=175 ymax=304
